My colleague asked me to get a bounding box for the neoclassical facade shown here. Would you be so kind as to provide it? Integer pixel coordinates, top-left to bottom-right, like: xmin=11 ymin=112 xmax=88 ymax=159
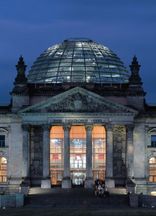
xmin=0 ymin=38 xmax=156 ymax=194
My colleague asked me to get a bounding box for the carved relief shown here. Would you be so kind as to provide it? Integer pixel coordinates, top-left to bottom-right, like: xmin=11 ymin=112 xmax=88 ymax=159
xmin=20 ymin=87 xmax=137 ymax=114
xmin=47 ymin=92 xmax=114 ymax=112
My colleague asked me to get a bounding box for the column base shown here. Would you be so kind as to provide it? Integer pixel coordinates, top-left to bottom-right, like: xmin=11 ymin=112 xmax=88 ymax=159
xmin=105 ymin=178 xmax=115 ymax=188
xmin=134 ymin=178 xmax=147 ymax=194
xmin=62 ymin=177 xmax=72 ymax=188
xmin=20 ymin=177 xmax=30 ymax=195
xmin=9 ymin=177 xmax=23 ymax=185
xmin=41 ymin=179 xmax=51 ymax=189
xmin=84 ymin=177 xmax=94 ymax=189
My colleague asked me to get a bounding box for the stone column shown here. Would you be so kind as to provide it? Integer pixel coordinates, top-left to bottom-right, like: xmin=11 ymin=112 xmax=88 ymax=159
xmin=22 ymin=124 xmax=30 ymax=184
xmin=105 ymin=124 xmax=115 ymax=188
xmin=85 ymin=125 xmax=94 ymax=188
xmin=126 ymin=124 xmax=134 ymax=178
xmin=41 ymin=124 xmax=51 ymax=188
xmin=62 ymin=125 xmax=71 ymax=188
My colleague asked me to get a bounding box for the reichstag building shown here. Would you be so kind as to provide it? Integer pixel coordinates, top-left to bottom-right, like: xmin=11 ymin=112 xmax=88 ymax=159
xmin=0 ymin=38 xmax=156 ymax=195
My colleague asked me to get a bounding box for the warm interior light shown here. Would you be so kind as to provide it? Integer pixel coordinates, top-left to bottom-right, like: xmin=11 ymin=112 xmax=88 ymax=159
xmin=151 ymin=191 xmax=156 ymax=196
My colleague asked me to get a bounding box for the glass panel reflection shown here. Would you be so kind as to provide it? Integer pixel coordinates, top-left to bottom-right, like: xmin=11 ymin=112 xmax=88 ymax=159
xmin=50 ymin=126 xmax=64 ymax=185
xmin=28 ymin=38 xmax=129 ymax=84
xmin=70 ymin=126 xmax=86 ymax=186
xmin=149 ymin=157 xmax=156 ymax=182
xmin=92 ymin=126 xmax=106 ymax=181
xmin=0 ymin=157 xmax=7 ymax=183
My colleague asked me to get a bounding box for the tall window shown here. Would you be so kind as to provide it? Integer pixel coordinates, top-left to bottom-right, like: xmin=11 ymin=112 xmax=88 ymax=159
xmin=70 ymin=126 xmax=86 ymax=185
xmin=149 ymin=157 xmax=156 ymax=182
xmin=151 ymin=135 xmax=156 ymax=147
xmin=92 ymin=126 xmax=106 ymax=181
xmin=50 ymin=126 xmax=64 ymax=185
xmin=0 ymin=157 xmax=7 ymax=183
xmin=0 ymin=135 xmax=5 ymax=148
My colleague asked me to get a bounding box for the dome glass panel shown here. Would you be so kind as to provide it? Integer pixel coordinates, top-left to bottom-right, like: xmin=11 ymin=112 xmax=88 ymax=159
xmin=28 ymin=38 xmax=129 ymax=84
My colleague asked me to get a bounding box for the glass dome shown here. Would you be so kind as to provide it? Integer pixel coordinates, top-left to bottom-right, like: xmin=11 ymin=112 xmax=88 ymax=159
xmin=28 ymin=38 xmax=129 ymax=84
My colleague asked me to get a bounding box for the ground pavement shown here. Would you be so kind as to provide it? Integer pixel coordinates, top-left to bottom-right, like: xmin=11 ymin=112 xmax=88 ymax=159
xmin=0 ymin=187 xmax=156 ymax=216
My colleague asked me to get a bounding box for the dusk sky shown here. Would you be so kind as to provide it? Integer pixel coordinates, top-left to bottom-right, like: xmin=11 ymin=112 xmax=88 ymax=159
xmin=0 ymin=0 xmax=156 ymax=104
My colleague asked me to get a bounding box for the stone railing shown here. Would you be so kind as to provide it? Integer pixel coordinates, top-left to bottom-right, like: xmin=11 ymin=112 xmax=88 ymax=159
xmin=126 ymin=178 xmax=136 ymax=194
xmin=0 ymin=193 xmax=24 ymax=208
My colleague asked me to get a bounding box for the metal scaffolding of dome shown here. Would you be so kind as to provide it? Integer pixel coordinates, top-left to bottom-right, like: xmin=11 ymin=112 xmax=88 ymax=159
xmin=27 ymin=38 xmax=129 ymax=84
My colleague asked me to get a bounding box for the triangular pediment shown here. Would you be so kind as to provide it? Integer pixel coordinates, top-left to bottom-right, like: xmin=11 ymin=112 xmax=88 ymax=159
xmin=19 ymin=87 xmax=137 ymax=115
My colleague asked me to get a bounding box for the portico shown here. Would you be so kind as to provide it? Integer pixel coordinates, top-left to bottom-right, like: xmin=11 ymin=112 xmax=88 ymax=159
xmin=21 ymin=109 xmax=136 ymax=190
xmin=18 ymin=86 xmax=137 ymax=190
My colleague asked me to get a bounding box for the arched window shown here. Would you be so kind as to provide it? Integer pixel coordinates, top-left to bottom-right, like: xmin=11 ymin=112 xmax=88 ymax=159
xmin=50 ymin=126 xmax=64 ymax=185
xmin=0 ymin=157 xmax=7 ymax=183
xmin=149 ymin=157 xmax=156 ymax=182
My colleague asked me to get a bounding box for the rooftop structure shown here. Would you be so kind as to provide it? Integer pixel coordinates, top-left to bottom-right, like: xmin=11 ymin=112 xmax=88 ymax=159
xmin=28 ymin=38 xmax=129 ymax=84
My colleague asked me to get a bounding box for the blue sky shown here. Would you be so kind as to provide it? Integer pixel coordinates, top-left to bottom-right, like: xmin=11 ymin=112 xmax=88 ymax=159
xmin=0 ymin=0 xmax=156 ymax=104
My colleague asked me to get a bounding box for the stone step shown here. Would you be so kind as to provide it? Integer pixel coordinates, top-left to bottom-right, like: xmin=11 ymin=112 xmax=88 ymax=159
xmin=27 ymin=187 xmax=129 ymax=208
xmin=108 ymin=187 xmax=127 ymax=195
xmin=29 ymin=187 xmax=127 ymax=195
xmin=29 ymin=187 xmax=63 ymax=195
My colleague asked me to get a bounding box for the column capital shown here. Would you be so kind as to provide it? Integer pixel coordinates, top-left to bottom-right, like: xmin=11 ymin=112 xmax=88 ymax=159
xmin=105 ymin=123 xmax=113 ymax=131
xmin=63 ymin=124 xmax=71 ymax=132
xmin=85 ymin=125 xmax=93 ymax=132
xmin=42 ymin=124 xmax=51 ymax=131
xmin=126 ymin=124 xmax=134 ymax=131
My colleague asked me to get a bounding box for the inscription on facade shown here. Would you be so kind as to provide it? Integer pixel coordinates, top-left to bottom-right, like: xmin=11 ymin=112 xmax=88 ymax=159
xmin=48 ymin=118 xmax=106 ymax=125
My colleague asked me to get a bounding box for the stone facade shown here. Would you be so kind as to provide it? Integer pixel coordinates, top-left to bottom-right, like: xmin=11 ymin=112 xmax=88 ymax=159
xmin=0 ymin=42 xmax=156 ymax=195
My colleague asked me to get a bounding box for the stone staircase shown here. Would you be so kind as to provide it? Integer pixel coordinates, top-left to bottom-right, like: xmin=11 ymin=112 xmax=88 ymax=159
xmin=26 ymin=187 xmax=129 ymax=209
xmin=29 ymin=186 xmax=127 ymax=195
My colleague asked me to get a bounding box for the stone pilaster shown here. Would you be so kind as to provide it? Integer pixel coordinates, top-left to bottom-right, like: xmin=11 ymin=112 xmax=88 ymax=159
xmin=41 ymin=124 xmax=51 ymax=188
xmin=105 ymin=124 xmax=115 ymax=188
xmin=85 ymin=125 xmax=94 ymax=188
xmin=22 ymin=124 xmax=30 ymax=184
xmin=126 ymin=124 xmax=134 ymax=178
xmin=62 ymin=125 xmax=71 ymax=188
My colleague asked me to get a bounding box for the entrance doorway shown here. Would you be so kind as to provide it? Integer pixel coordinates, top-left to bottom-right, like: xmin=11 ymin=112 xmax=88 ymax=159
xmin=50 ymin=124 xmax=106 ymax=187
xmin=92 ymin=126 xmax=106 ymax=182
xmin=70 ymin=126 xmax=86 ymax=186
xmin=71 ymin=172 xmax=86 ymax=186
xmin=50 ymin=126 xmax=64 ymax=186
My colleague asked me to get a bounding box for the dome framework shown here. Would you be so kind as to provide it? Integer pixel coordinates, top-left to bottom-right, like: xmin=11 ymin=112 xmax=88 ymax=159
xmin=28 ymin=38 xmax=129 ymax=84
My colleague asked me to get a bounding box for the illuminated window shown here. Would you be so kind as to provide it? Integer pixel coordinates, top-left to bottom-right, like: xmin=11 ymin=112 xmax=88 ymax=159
xmin=149 ymin=157 xmax=156 ymax=182
xmin=151 ymin=135 xmax=156 ymax=147
xmin=0 ymin=157 xmax=7 ymax=183
xmin=92 ymin=126 xmax=106 ymax=181
xmin=0 ymin=135 xmax=5 ymax=147
xmin=50 ymin=126 xmax=64 ymax=185
xmin=70 ymin=126 xmax=86 ymax=185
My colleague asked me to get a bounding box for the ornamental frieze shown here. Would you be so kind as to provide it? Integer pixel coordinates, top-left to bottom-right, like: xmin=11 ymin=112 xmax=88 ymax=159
xmin=46 ymin=92 xmax=114 ymax=113
xmin=19 ymin=87 xmax=137 ymax=115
